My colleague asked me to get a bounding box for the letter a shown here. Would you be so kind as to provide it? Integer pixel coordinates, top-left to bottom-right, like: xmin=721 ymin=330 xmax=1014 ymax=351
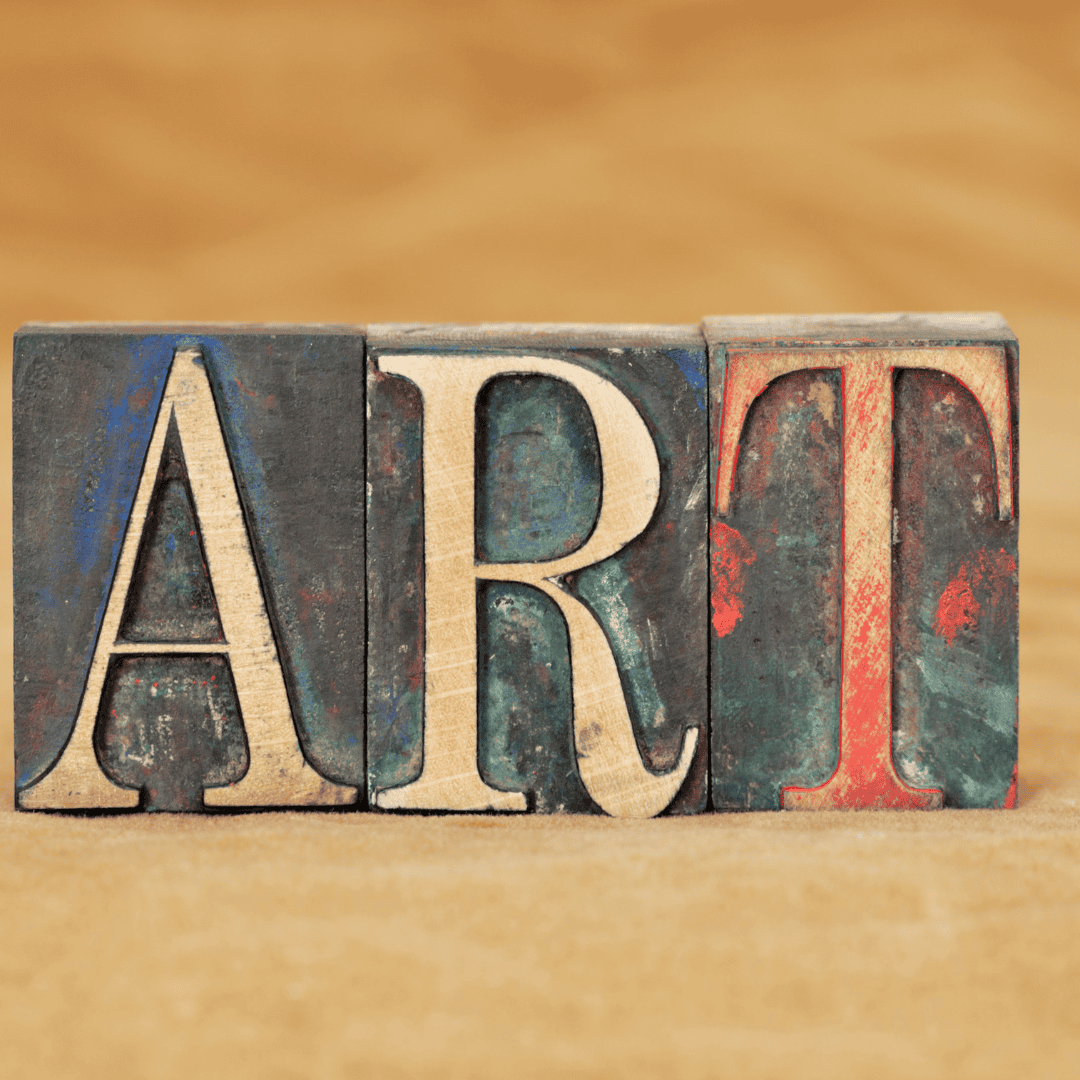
xmin=376 ymin=354 xmax=698 ymax=818
xmin=21 ymin=348 xmax=356 ymax=809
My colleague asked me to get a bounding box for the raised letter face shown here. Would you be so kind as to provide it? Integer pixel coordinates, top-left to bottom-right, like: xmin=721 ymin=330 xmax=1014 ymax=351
xmin=706 ymin=315 xmax=1019 ymax=810
xmin=14 ymin=329 xmax=366 ymax=810
xmin=366 ymin=325 xmax=709 ymax=817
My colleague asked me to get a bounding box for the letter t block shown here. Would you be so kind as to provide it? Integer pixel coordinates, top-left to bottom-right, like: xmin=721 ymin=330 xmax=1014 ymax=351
xmin=705 ymin=314 xmax=1019 ymax=810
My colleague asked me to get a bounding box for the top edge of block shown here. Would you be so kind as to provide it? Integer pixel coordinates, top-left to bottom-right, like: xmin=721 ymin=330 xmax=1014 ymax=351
xmin=366 ymin=323 xmax=705 ymax=351
xmin=15 ymin=323 xmax=365 ymax=337
xmin=701 ymin=312 xmax=1016 ymax=347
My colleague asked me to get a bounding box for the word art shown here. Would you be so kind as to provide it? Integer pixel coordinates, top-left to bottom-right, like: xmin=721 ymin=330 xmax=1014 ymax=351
xmin=13 ymin=316 xmax=1018 ymax=816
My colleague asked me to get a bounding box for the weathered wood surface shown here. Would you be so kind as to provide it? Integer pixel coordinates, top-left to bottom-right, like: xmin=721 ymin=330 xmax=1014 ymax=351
xmin=14 ymin=316 xmax=1018 ymax=814
xmin=366 ymin=324 xmax=709 ymax=817
xmin=706 ymin=314 xmax=1019 ymax=810
xmin=14 ymin=327 xmax=366 ymax=810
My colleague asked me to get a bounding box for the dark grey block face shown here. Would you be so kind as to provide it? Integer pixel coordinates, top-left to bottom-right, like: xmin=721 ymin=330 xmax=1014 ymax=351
xmin=366 ymin=324 xmax=709 ymax=815
xmin=14 ymin=327 xmax=366 ymax=809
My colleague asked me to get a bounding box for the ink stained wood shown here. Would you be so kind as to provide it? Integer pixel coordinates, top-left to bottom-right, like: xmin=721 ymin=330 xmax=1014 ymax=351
xmin=14 ymin=327 xmax=366 ymax=810
xmin=706 ymin=314 xmax=1019 ymax=810
xmin=14 ymin=315 xmax=1019 ymax=816
xmin=366 ymin=324 xmax=709 ymax=817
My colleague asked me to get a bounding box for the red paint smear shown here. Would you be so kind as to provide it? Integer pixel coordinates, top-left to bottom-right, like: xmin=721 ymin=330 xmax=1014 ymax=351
xmin=1003 ymin=762 xmax=1018 ymax=809
xmin=710 ymin=522 xmax=756 ymax=637
xmin=934 ymin=547 xmax=1018 ymax=645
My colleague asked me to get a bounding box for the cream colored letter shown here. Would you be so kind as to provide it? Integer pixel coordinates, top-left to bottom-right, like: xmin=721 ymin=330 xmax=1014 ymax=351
xmin=375 ymin=354 xmax=698 ymax=818
xmin=21 ymin=348 xmax=355 ymax=809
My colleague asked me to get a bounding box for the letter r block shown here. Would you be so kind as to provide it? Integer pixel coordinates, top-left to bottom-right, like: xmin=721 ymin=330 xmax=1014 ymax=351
xmin=14 ymin=326 xmax=366 ymax=811
xmin=366 ymin=324 xmax=709 ymax=817
xmin=705 ymin=314 xmax=1019 ymax=810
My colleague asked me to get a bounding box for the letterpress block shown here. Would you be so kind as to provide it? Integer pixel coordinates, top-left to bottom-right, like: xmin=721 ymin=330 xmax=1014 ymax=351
xmin=14 ymin=326 xmax=365 ymax=811
xmin=366 ymin=324 xmax=709 ymax=817
xmin=706 ymin=314 xmax=1018 ymax=809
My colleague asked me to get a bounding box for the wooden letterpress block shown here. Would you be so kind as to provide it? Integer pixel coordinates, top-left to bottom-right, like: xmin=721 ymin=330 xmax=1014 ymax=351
xmin=706 ymin=314 xmax=1019 ymax=810
xmin=366 ymin=324 xmax=708 ymax=817
xmin=14 ymin=326 xmax=365 ymax=811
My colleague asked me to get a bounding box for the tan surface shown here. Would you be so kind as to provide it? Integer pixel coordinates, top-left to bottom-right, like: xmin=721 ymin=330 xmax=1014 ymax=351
xmin=1 ymin=1 xmax=1078 ymax=1076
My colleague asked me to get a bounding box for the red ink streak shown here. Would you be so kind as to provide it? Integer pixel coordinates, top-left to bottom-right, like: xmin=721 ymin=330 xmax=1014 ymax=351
xmin=235 ymin=377 xmax=257 ymax=398
xmin=934 ymin=547 xmax=1017 ymax=645
xmin=710 ymin=522 xmax=756 ymax=637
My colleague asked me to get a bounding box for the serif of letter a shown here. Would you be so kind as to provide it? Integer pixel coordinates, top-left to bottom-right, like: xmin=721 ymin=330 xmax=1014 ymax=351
xmin=21 ymin=348 xmax=355 ymax=810
xmin=377 ymin=355 xmax=698 ymax=818
xmin=715 ymin=347 xmax=1013 ymax=809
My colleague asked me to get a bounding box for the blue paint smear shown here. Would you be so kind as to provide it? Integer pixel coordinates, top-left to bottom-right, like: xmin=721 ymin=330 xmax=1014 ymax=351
xmin=668 ymin=349 xmax=707 ymax=412
xmin=68 ymin=337 xmax=177 ymax=680
xmin=71 ymin=338 xmax=175 ymax=577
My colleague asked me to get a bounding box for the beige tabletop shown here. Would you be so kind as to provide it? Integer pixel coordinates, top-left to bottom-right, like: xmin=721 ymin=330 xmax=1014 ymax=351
xmin=1 ymin=2 xmax=1078 ymax=1077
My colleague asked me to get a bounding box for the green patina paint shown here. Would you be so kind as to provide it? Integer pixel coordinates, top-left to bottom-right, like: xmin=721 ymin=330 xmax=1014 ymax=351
xmin=477 ymin=583 xmax=594 ymax=813
xmin=366 ymin=363 xmax=426 ymax=797
xmin=711 ymin=368 xmax=843 ymax=810
xmin=476 ymin=375 xmax=601 ymax=563
xmin=892 ymin=369 xmax=1018 ymax=808
xmin=575 ymin=562 xmax=668 ymax=738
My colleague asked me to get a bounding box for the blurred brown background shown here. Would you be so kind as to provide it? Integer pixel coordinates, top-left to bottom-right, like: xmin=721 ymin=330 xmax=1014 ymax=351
xmin=2 ymin=1 xmax=1078 ymax=1077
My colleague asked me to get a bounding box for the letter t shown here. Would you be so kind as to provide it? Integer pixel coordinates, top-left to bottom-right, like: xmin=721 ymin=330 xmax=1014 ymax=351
xmin=714 ymin=345 xmax=1013 ymax=809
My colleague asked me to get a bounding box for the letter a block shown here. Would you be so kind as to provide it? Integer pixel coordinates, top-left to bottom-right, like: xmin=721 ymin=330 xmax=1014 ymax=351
xmin=706 ymin=314 xmax=1019 ymax=810
xmin=366 ymin=324 xmax=709 ymax=817
xmin=14 ymin=326 xmax=365 ymax=811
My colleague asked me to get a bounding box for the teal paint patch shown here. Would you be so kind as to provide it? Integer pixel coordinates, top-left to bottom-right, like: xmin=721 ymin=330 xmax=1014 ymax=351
xmin=575 ymin=562 xmax=668 ymax=740
xmin=476 ymin=374 xmax=601 ymax=563
xmin=892 ymin=368 xmax=1018 ymax=808
xmin=711 ymin=369 xmax=843 ymax=810
xmin=477 ymin=583 xmax=594 ymax=813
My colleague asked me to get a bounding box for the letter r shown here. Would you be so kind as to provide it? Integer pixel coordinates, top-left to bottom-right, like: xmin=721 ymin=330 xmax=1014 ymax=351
xmin=376 ymin=354 xmax=698 ymax=818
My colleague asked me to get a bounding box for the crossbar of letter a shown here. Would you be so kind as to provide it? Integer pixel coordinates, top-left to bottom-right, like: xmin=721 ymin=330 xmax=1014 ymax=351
xmin=376 ymin=354 xmax=698 ymax=818
xmin=714 ymin=347 xmax=1013 ymax=809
